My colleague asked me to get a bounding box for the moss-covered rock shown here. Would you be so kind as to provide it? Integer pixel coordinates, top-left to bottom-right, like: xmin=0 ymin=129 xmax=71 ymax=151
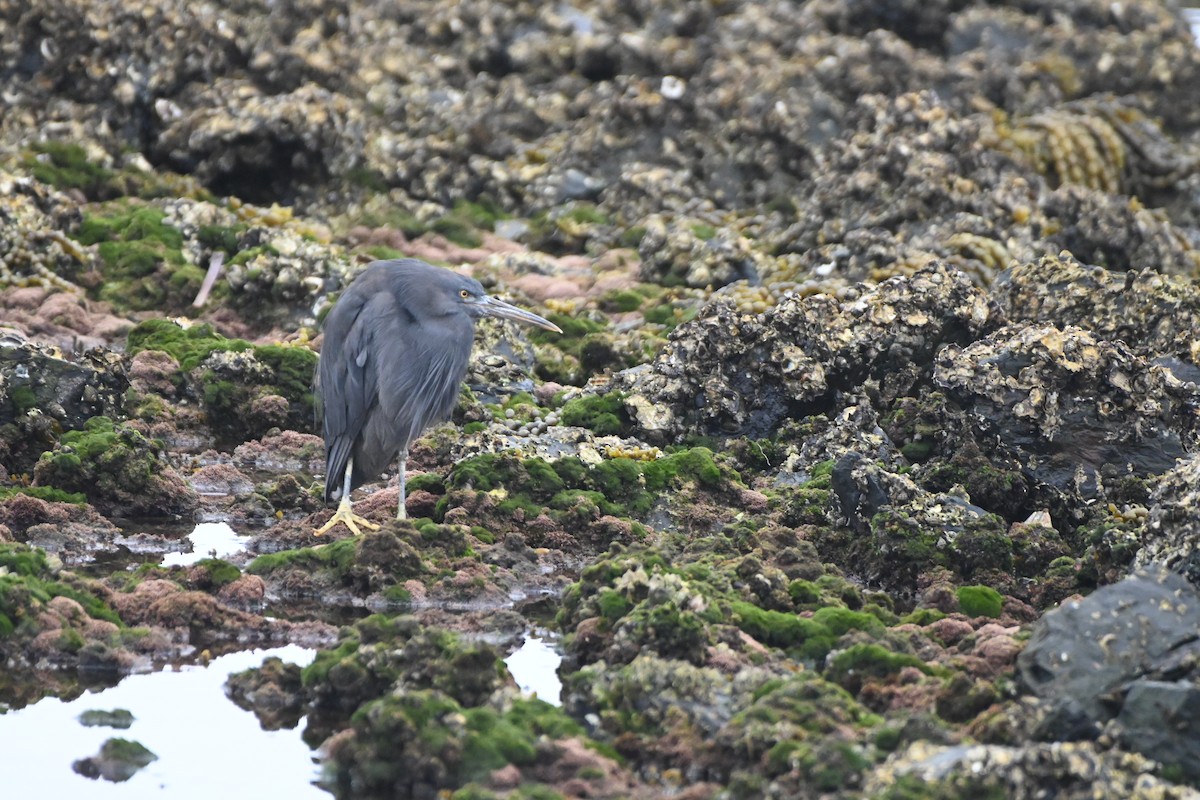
xmin=956 ymin=585 xmax=1004 ymax=618
xmin=32 ymin=416 xmax=197 ymax=518
xmin=248 ymin=524 xmax=440 ymax=601
xmin=0 ymin=542 xmax=128 ymax=666
xmin=718 ymin=673 xmax=883 ymax=790
xmin=73 ymin=202 xmax=204 ymax=313
xmin=125 ymin=319 xmax=318 ymax=441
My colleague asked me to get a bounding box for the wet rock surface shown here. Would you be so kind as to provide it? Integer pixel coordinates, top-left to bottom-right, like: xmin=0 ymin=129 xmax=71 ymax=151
xmin=1017 ymin=569 xmax=1200 ymax=780
xmin=0 ymin=0 xmax=1199 ymax=798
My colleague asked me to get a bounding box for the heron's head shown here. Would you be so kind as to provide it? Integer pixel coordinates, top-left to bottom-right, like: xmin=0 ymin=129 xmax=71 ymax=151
xmin=452 ymin=275 xmax=562 ymax=333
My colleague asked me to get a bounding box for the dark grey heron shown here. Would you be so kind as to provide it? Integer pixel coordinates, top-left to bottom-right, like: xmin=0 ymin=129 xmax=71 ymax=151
xmin=315 ymin=258 xmax=561 ymax=535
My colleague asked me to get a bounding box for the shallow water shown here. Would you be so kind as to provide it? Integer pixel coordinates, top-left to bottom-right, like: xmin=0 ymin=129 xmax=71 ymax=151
xmin=504 ymin=634 xmax=564 ymax=706
xmin=160 ymin=521 xmax=252 ymax=567
xmin=0 ymin=645 xmax=325 ymax=799
xmin=1 ymin=512 xmax=566 ymax=797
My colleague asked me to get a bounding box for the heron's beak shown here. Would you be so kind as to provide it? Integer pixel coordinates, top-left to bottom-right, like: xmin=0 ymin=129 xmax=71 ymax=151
xmin=479 ymin=296 xmax=563 ymax=333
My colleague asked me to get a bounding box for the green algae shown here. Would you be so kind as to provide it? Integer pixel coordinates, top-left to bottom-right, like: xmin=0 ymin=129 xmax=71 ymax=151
xmin=126 ymin=319 xmax=253 ymax=371
xmin=811 ymin=606 xmax=886 ymax=637
xmin=23 ymin=141 xmax=201 ymax=202
xmin=956 ymin=585 xmax=1004 ymax=618
xmin=438 ymin=447 xmax=736 ymax=532
xmin=527 ymin=313 xmax=611 ymax=384
xmin=226 ymin=244 xmax=280 ymax=267
xmin=731 ymin=601 xmax=835 ymax=660
xmin=0 ymin=486 xmax=86 ymax=504
xmin=192 ymin=559 xmax=241 ymax=588
xmin=598 ymin=289 xmax=644 ymax=313
xmin=596 ymin=589 xmax=633 ymax=621
xmin=247 ymin=537 xmax=359 ymax=578
xmin=249 ymin=528 xmax=442 ymax=604
xmin=723 ymin=672 xmax=884 ymax=792
xmin=825 ymin=643 xmax=938 ymax=693
xmin=25 ymin=141 xmax=117 ymax=199
xmin=338 ymin=690 xmax=583 ymax=791
xmin=300 ymin=616 xmax=606 ymax=798
xmin=73 ymin=203 xmax=203 ymax=311
xmin=100 ymin=737 xmax=157 ymax=763
xmin=0 ymin=543 xmax=123 ymax=641
xmin=196 ymin=223 xmax=243 ymax=255
xmin=872 ymin=774 xmax=1007 ymax=800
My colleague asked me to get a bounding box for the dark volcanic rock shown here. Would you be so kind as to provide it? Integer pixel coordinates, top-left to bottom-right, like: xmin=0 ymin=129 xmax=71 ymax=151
xmin=1017 ymin=568 xmax=1200 ymax=778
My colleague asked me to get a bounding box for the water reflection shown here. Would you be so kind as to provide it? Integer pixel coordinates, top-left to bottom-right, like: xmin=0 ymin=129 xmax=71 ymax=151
xmin=0 ymin=645 xmax=325 ymax=799
xmin=161 ymin=522 xmax=252 ymax=567
xmin=504 ymin=634 xmax=564 ymax=707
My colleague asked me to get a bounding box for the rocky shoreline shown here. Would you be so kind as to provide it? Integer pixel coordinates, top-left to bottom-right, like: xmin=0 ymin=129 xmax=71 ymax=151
xmin=2 ymin=0 xmax=1200 ymax=797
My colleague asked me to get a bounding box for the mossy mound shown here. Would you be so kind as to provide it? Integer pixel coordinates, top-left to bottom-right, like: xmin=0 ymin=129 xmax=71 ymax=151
xmin=247 ymin=523 xmax=469 ymax=600
xmin=328 ymin=691 xmax=586 ymax=797
xmin=73 ymin=202 xmax=205 ymax=313
xmin=956 ymin=585 xmax=1004 ymax=618
xmin=718 ymin=673 xmax=884 ymax=791
xmin=32 ymin=416 xmax=197 ymax=518
xmin=433 ymin=447 xmax=734 ymax=547
xmin=301 ymin=616 xmax=508 ymax=715
xmin=125 ymin=319 xmax=318 ymax=441
xmin=285 ymin=614 xmax=617 ymax=797
xmin=0 ymin=542 xmax=124 ymax=656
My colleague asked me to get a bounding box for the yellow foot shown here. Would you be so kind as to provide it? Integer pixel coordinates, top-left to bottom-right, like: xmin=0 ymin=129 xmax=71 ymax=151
xmin=315 ymin=498 xmax=380 ymax=536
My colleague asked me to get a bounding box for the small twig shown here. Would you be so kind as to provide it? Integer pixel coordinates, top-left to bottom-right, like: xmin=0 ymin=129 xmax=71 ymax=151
xmin=192 ymin=251 xmax=225 ymax=308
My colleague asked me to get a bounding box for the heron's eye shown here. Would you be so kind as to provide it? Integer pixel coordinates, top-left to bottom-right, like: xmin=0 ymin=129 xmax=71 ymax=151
xmin=460 ymin=289 xmax=470 ymax=299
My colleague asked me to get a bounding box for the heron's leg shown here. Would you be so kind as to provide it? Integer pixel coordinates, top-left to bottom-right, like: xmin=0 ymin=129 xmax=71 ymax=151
xmin=315 ymin=457 xmax=381 ymax=536
xmin=396 ymin=449 xmax=408 ymax=520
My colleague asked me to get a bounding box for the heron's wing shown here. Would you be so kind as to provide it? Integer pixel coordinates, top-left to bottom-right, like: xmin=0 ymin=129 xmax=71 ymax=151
xmin=318 ymin=288 xmax=385 ymax=500
xmin=372 ymin=312 xmax=474 ymax=450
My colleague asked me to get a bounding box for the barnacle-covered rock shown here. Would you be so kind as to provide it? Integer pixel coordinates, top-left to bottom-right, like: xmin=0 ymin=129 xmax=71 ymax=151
xmin=869 ymin=739 xmax=1196 ymax=800
xmin=999 ymin=252 xmax=1200 ymax=366
xmin=616 ymin=264 xmax=997 ymax=443
xmin=0 ymin=336 xmax=128 ymax=476
xmin=988 ymin=97 xmax=1200 ymax=196
xmin=942 ymin=2 xmax=1200 ymax=126
xmin=0 ymin=172 xmax=90 ymax=292
xmin=0 ymin=337 xmax=127 ymax=431
xmin=933 ymin=323 xmax=1195 ymax=518
xmin=152 ymin=80 xmax=366 ymax=206
xmin=1039 ymin=185 xmax=1200 ymax=274
xmin=637 ymin=215 xmax=774 ymax=289
xmin=1138 ymin=455 xmax=1200 ymax=586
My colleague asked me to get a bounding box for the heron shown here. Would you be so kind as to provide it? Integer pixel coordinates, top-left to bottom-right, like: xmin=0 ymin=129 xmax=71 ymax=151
xmin=314 ymin=258 xmax=562 ymax=535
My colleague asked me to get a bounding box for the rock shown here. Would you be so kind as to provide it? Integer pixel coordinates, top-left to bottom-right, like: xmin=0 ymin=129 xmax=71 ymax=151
xmin=935 ymin=324 xmax=1191 ymax=488
xmin=1138 ymin=454 xmax=1200 ymax=585
xmin=1017 ymin=568 xmax=1200 ymax=777
xmin=870 ymin=739 xmax=1197 ymax=799
xmin=616 ymin=264 xmax=997 ymax=442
